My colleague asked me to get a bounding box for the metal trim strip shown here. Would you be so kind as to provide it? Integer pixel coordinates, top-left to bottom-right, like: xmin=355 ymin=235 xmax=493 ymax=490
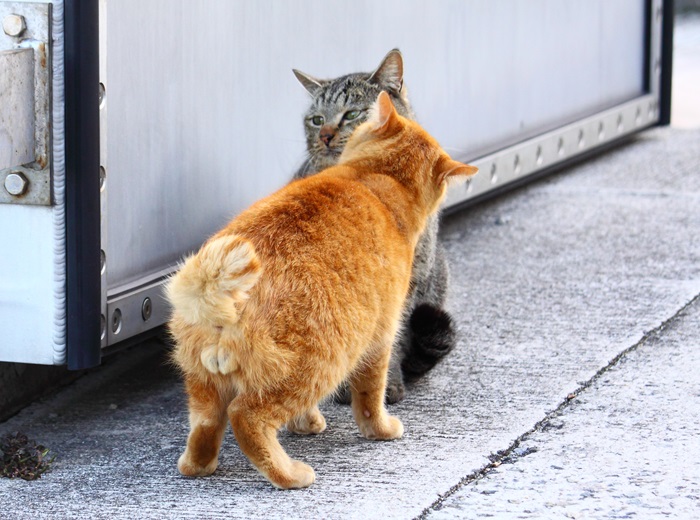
xmin=65 ymin=0 xmax=101 ymax=369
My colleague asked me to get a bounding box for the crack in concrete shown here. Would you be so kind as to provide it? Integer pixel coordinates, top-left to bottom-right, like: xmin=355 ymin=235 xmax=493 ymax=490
xmin=416 ymin=291 xmax=700 ymax=519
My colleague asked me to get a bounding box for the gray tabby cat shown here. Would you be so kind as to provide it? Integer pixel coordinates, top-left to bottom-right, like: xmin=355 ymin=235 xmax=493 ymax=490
xmin=292 ymin=49 xmax=456 ymax=404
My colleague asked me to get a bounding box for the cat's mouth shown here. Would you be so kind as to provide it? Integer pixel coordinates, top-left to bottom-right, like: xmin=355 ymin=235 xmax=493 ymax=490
xmin=316 ymin=146 xmax=341 ymax=158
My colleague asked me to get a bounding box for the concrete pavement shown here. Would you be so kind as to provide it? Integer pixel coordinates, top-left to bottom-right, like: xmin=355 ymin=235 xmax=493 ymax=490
xmin=1 ymin=124 xmax=698 ymax=519
xmin=427 ymin=295 xmax=700 ymax=519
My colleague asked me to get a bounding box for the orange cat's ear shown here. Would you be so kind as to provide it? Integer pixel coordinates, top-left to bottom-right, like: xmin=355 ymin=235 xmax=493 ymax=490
xmin=436 ymin=157 xmax=479 ymax=185
xmin=369 ymin=91 xmax=398 ymax=133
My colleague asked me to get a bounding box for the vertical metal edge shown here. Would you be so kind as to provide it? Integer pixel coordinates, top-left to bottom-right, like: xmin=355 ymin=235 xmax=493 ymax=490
xmin=658 ymin=0 xmax=674 ymax=125
xmin=64 ymin=0 xmax=101 ymax=370
xmin=51 ymin=0 xmax=67 ymax=364
xmin=99 ymin=0 xmax=108 ymax=349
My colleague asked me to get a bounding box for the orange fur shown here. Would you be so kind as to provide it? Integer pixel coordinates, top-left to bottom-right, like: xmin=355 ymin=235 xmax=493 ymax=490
xmin=166 ymin=91 xmax=478 ymax=489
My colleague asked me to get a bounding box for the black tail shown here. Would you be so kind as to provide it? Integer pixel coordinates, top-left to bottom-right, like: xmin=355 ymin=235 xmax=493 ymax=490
xmin=401 ymin=303 xmax=456 ymax=381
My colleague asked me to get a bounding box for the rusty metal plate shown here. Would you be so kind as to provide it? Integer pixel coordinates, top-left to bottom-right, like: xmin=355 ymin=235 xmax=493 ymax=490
xmin=0 ymin=1 xmax=52 ymax=205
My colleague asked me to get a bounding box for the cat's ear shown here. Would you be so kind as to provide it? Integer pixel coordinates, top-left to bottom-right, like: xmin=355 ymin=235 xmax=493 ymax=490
xmin=292 ymin=69 xmax=325 ymax=96
xmin=368 ymin=91 xmax=399 ymax=133
xmin=368 ymin=49 xmax=404 ymax=93
xmin=436 ymin=157 xmax=479 ymax=185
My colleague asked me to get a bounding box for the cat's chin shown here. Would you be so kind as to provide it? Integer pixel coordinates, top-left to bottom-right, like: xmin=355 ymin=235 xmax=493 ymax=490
xmin=312 ymin=152 xmax=341 ymax=171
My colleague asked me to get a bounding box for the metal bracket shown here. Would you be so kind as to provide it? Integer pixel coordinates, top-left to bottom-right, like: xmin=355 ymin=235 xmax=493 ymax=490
xmin=0 ymin=2 xmax=52 ymax=206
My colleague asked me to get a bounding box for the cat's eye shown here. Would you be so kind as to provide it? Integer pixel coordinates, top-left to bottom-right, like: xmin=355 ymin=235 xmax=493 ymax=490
xmin=311 ymin=115 xmax=324 ymax=126
xmin=344 ymin=110 xmax=361 ymax=121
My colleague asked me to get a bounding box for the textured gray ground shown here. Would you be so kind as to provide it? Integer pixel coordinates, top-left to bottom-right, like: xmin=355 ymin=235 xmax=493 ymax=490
xmin=1 ymin=125 xmax=698 ymax=519
xmin=427 ymin=294 xmax=700 ymax=520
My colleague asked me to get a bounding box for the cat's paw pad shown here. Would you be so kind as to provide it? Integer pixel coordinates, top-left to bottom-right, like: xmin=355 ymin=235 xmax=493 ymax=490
xmin=358 ymin=414 xmax=404 ymax=441
xmin=267 ymin=460 xmax=316 ymax=490
xmin=200 ymin=345 xmax=237 ymax=375
xmin=287 ymin=409 xmax=327 ymax=435
xmin=177 ymin=451 xmax=218 ymax=477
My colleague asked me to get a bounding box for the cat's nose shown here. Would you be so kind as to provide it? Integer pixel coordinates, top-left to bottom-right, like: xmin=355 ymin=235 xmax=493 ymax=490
xmin=319 ymin=126 xmax=336 ymax=147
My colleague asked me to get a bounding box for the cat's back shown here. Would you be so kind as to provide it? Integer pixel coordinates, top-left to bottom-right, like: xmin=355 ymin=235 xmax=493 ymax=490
xmin=225 ymin=168 xmax=405 ymax=261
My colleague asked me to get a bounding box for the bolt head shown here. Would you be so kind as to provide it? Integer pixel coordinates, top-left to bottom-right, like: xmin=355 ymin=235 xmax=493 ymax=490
xmin=3 ymin=14 xmax=26 ymax=37
xmin=4 ymin=172 xmax=29 ymax=196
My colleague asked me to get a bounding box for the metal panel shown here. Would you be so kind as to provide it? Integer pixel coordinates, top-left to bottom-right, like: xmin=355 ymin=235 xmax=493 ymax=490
xmin=0 ymin=0 xmax=66 ymax=365
xmin=98 ymin=0 xmax=662 ymax=347
xmin=103 ymin=0 xmax=649 ymax=291
xmin=0 ymin=204 xmax=61 ymax=364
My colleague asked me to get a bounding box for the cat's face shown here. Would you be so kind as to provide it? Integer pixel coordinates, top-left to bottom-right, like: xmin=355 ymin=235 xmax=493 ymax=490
xmin=294 ymin=49 xmax=413 ymax=173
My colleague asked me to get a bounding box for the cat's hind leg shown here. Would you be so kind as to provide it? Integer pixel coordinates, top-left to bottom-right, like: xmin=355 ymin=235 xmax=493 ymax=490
xmin=350 ymin=337 xmax=404 ymax=441
xmin=385 ymin=319 xmax=409 ymax=404
xmin=177 ymin=376 xmax=231 ymax=477
xmin=286 ymin=405 xmax=327 ymax=435
xmin=229 ymin=394 xmax=315 ymax=489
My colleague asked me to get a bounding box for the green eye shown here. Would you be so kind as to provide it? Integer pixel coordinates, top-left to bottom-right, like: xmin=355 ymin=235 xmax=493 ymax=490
xmin=311 ymin=115 xmax=324 ymax=126
xmin=344 ymin=110 xmax=361 ymax=121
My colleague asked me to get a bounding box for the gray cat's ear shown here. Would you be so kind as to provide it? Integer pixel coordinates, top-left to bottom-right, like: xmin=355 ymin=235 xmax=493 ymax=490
xmin=368 ymin=49 xmax=404 ymax=93
xmin=292 ymin=69 xmax=325 ymax=96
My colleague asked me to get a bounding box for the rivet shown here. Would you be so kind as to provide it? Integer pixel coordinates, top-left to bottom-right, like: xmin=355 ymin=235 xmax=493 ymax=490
xmin=4 ymin=172 xmax=29 ymax=196
xmin=99 ymin=83 xmax=106 ymax=109
xmin=112 ymin=308 xmax=122 ymax=335
xmin=490 ymin=163 xmax=498 ymax=184
xmin=465 ymin=177 xmax=473 ymax=193
xmin=100 ymin=314 xmax=107 ymax=341
xmin=99 ymin=166 xmax=106 ymax=191
xmin=535 ymin=146 xmax=543 ymax=166
xmin=513 ymin=155 xmax=521 ymax=175
xmin=557 ymin=138 xmax=565 ymax=157
xmin=2 ymin=14 xmax=26 ymax=37
xmin=142 ymin=297 xmax=153 ymax=321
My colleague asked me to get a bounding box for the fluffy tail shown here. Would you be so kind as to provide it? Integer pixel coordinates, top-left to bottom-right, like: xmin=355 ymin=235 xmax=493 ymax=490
xmin=401 ymin=303 xmax=456 ymax=381
xmin=166 ymin=235 xmax=261 ymax=327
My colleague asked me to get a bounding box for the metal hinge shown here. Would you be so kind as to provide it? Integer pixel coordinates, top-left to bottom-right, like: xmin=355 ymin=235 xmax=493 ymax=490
xmin=0 ymin=2 xmax=52 ymax=205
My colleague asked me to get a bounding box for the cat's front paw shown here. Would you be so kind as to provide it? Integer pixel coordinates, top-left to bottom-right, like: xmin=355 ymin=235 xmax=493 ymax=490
xmin=357 ymin=413 xmax=404 ymax=441
xmin=178 ymin=450 xmax=218 ymax=477
xmin=265 ymin=459 xmax=316 ymax=490
xmin=199 ymin=344 xmax=237 ymax=375
xmin=385 ymin=380 xmax=406 ymax=404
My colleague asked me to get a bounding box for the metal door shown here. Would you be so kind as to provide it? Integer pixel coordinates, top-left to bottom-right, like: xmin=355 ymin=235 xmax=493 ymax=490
xmin=0 ymin=0 xmax=673 ymax=367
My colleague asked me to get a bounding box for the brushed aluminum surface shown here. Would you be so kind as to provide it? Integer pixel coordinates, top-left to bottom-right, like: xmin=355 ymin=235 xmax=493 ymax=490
xmin=99 ymin=0 xmax=656 ymax=346
xmin=102 ymin=0 xmax=647 ymax=292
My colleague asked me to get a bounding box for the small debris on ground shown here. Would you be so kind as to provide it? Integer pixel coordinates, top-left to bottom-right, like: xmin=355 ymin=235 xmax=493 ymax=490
xmin=1 ymin=431 xmax=55 ymax=480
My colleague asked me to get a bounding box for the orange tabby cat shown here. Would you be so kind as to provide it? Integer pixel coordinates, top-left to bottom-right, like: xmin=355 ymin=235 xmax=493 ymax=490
xmin=166 ymin=91 xmax=478 ymax=489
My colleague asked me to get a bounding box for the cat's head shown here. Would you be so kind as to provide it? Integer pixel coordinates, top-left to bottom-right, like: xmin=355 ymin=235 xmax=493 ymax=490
xmin=342 ymin=91 xmax=478 ymax=212
xmin=293 ymin=49 xmax=414 ymax=173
